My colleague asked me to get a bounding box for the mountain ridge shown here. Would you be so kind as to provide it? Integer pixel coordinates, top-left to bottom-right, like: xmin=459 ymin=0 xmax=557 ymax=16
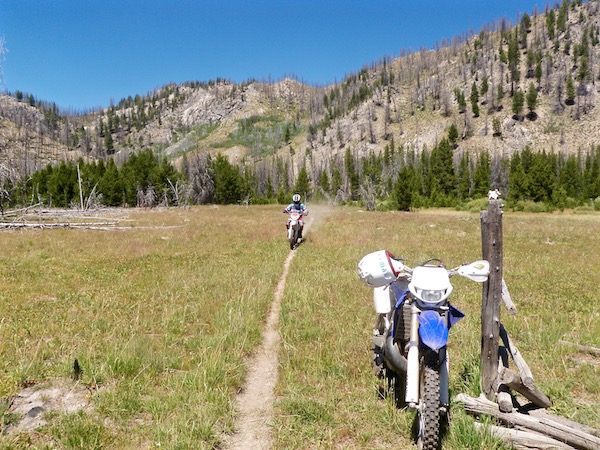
xmin=1 ymin=0 xmax=599 ymax=186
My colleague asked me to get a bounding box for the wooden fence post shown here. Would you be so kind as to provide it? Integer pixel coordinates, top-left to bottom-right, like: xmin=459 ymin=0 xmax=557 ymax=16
xmin=480 ymin=199 xmax=503 ymax=401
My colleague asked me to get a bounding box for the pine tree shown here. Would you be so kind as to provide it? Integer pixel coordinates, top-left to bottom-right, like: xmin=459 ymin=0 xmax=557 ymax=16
xmin=470 ymin=81 xmax=480 ymax=117
xmin=456 ymin=153 xmax=471 ymax=200
xmin=331 ymin=167 xmax=342 ymax=196
xmin=480 ymin=76 xmax=489 ymax=100
xmin=99 ymin=158 xmax=123 ymax=206
xmin=497 ymin=84 xmax=505 ymax=104
xmin=448 ymin=124 xmax=459 ymax=148
xmin=294 ymin=165 xmax=311 ymax=198
xmin=213 ymin=154 xmax=241 ymax=204
xmin=472 ymin=151 xmax=491 ymax=197
xmin=526 ymin=82 xmax=538 ymax=118
xmin=583 ymin=148 xmax=600 ymax=200
xmin=559 ymin=154 xmax=581 ymax=198
xmin=508 ymin=153 xmax=529 ymax=202
xmin=520 ymin=13 xmax=531 ymax=48
xmin=529 ymin=151 xmax=555 ymax=202
xmin=566 ymin=74 xmax=576 ymax=104
xmin=557 ymin=0 xmax=569 ymax=33
xmin=393 ymin=165 xmax=417 ymax=211
xmin=429 ymin=138 xmax=456 ymax=203
xmin=499 ymin=42 xmax=508 ymax=64
xmin=104 ymin=132 xmax=114 ymax=155
xmin=47 ymin=161 xmax=77 ymax=207
xmin=512 ymin=90 xmax=525 ymax=119
xmin=546 ymin=9 xmax=556 ymax=41
xmin=344 ymin=148 xmax=359 ymax=200
xmin=577 ymin=55 xmax=590 ymax=82
xmin=266 ymin=176 xmax=274 ymax=199
xmin=454 ymin=89 xmax=467 ymax=113
xmin=319 ymin=169 xmax=330 ymax=194
xmin=535 ymin=61 xmax=543 ymax=85
xmin=492 ymin=117 xmax=502 ymax=137
xmin=508 ymin=29 xmax=521 ymax=95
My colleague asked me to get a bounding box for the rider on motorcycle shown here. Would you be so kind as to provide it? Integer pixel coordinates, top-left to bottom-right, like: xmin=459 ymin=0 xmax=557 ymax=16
xmin=283 ymin=194 xmax=309 ymax=239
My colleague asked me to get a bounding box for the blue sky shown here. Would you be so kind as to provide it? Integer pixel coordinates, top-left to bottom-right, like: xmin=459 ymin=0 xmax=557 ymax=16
xmin=1 ymin=0 xmax=545 ymax=111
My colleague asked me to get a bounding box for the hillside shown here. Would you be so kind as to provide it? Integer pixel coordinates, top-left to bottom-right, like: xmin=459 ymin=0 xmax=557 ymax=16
xmin=1 ymin=0 xmax=599 ymax=203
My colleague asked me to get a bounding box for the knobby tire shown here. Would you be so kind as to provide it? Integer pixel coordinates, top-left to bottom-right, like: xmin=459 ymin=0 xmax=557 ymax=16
xmin=417 ymin=359 xmax=440 ymax=450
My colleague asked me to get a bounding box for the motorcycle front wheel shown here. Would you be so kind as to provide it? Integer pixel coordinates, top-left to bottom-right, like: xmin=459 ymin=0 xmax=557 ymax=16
xmin=290 ymin=225 xmax=299 ymax=250
xmin=416 ymin=356 xmax=440 ymax=450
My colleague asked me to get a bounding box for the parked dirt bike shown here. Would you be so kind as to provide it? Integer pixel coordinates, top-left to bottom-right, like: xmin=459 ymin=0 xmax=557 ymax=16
xmin=357 ymin=250 xmax=489 ymax=450
xmin=286 ymin=212 xmax=303 ymax=250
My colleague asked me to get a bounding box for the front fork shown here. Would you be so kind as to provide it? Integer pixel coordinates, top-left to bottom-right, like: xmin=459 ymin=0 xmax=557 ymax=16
xmin=405 ymin=302 xmax=420 ymax=408
xmin=405 ymin=301 xmax=449 ymax=411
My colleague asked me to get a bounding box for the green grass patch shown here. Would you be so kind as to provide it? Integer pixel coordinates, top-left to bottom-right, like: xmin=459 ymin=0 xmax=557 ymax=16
xmin=211 ymin=114 xmax=303 ymax=157
xmin=165 ymin=122 xmax=221 ymax=160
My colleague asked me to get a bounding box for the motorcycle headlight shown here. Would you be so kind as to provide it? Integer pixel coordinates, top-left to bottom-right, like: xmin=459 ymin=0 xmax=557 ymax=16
xmin=421 ymin=289 xmax=444 ymax=303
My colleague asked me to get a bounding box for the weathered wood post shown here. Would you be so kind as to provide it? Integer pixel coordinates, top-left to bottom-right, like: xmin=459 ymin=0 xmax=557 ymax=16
xmin=480 ymin=199 xmax=503 ymax=401
xmin=455 ymin=198 xmax=592 ymax=447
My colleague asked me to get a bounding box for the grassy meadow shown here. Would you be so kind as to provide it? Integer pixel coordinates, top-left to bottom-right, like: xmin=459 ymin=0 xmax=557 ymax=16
xmin=0 ymin=206 xmax=289 ymax=449
xmin=1 ymin=205 xmax=599 ymax=449
xmin=274 ymin=207 xmax=600 ymax=449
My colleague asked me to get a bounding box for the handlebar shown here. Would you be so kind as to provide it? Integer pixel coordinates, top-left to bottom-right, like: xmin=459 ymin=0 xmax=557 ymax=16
xmin=391 ymin=257 xmax=489 ymax=283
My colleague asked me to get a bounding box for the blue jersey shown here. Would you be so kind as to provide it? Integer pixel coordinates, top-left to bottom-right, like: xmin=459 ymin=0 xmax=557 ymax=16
xmin=284 ymin=203 xmax=308 ymax=214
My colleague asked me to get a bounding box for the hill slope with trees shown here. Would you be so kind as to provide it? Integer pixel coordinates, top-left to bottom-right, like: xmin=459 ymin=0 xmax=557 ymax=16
xmin=1 ymin=0 xmax=599 ymax=211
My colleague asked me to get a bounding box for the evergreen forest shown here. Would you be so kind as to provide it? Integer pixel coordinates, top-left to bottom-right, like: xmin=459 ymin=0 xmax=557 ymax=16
xmin=3 ymin=138 xmax=599 ymax=213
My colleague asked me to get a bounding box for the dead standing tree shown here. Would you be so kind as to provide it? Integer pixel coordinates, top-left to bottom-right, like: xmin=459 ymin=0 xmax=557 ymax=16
xmin=456 ymin=194 xmax=600 ymax=450
xmin=480 ymin=197 xmax=503 ymax=402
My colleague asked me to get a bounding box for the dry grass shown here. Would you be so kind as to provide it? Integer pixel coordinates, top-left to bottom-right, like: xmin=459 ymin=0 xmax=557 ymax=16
xmin=1 ymin=205 xmax=598 ymax=449
xmin=0 ymin=206 xmax=289 ymax=449
xmin=274 ymin=207 xmax=600 ymax=449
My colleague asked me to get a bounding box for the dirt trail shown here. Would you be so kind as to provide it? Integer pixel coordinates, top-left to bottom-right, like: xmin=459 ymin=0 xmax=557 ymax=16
xmin=222 ymin=206 xmax=331 ymax=450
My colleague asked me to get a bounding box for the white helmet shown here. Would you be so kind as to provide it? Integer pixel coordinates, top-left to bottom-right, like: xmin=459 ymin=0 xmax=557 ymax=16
xmin=357 ymin=250 xmax=405 ymax=288
xmin=292 ymin=194 xmax=301 ymax=203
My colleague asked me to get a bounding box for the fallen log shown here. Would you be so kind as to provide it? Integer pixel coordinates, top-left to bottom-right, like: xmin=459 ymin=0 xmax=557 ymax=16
xmin=0 ymin=222 xmax=118 ymax=229
xmin=499 ymin=323 xmax=534 ymax=387
xmin=456 ymin=393 xmax=600 ymax=450
xmin=497 ymin=346 xmax=514 ymax=413
xmin=559 ymin=340 xmax=600 ymax=357
xmin=498 ymin=366 xmax=552 ymax=409
xmin=473 ymin=422 xmax=574 ymax=449
xmin=524 ymin=407 xmax=600 ymax=439
xmin=1 ymin=203 xmax=43 ymax=217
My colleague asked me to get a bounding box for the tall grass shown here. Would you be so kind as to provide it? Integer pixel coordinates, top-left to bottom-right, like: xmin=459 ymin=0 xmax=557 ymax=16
xmin=1 ymin=206 xmax=598 ymax=449
xmin=0 ymin=206 xmax=288 ymax=449
xmin=275 ymin=208 xmax=599 ymax=448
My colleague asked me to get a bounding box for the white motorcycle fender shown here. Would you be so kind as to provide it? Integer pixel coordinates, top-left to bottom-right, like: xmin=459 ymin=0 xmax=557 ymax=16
xmin=287 ymin=218 xmax=298 ymax=239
